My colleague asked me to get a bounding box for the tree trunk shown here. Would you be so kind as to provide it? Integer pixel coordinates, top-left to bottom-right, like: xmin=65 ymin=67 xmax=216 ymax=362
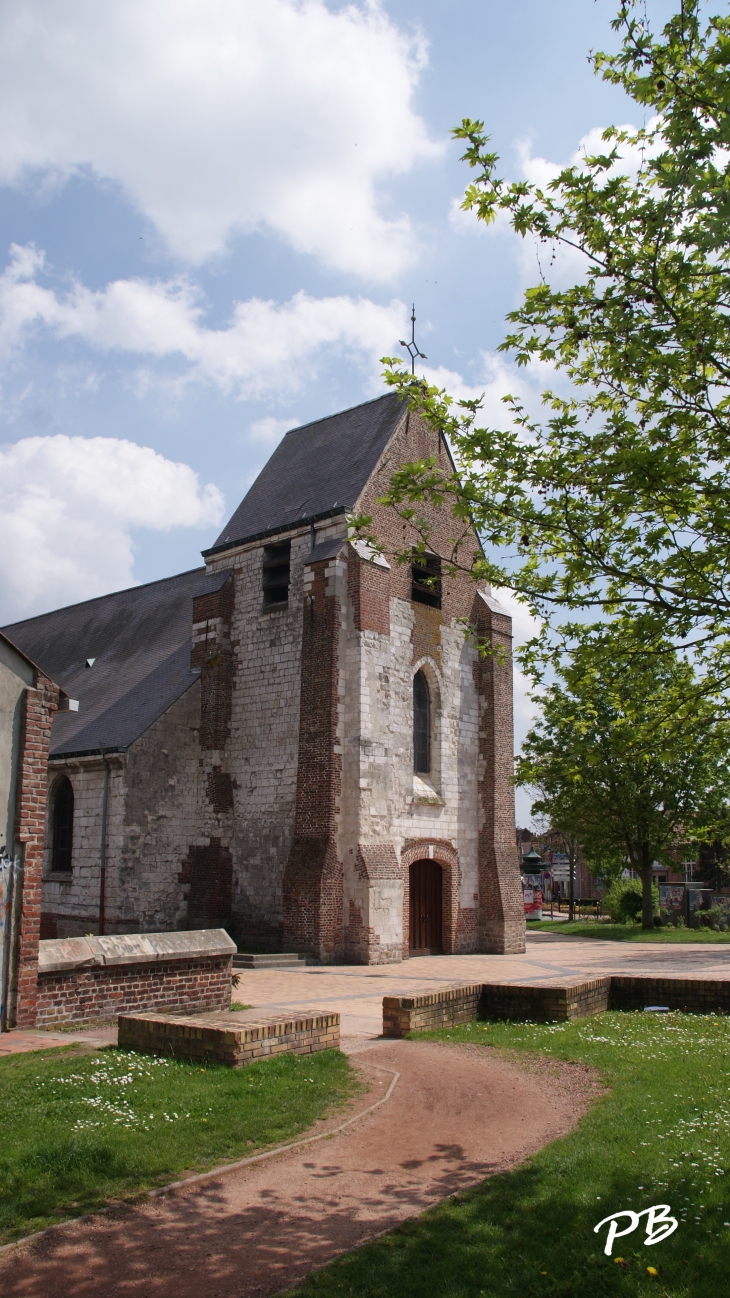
xmin=641 ymin=842 xmax=654 ymax=930
xmin=568 ymin=846 xmax=575 ymax=922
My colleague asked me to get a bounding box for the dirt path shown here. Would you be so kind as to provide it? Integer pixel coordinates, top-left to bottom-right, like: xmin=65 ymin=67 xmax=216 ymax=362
xmin=1 ymin=1040 xmax=597 ymax=1298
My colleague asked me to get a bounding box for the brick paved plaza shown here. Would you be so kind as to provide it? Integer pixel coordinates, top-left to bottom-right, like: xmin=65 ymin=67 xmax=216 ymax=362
xmin=232 ymin=932 xmax=730 ymax=1048
xmin=3 ymin=932 xmax=730 ymax=1057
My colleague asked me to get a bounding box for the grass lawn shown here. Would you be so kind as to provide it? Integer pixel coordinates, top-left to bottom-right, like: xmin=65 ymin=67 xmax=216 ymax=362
xmin=527 ymin=918 xmax=730 ymax=942
xmin=291 ymin=1012 xmax=730 ymax=1298
xmin=0 ymin=1044 xmax=358 ymax=1243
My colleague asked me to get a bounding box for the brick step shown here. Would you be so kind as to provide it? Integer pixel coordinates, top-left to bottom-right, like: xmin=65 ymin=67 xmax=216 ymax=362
xmin=233 ymin=952 xmax=313 ymax=970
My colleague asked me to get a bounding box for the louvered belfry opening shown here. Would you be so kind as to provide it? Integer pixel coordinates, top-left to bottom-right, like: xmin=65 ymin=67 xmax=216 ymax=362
xmin=413 ymin=669 xmax=431 ymax=773
xmin=411 ymin=549 xmax=442 ymax=608
xmin=262 ymin=540 xmax=291 ymax=607
xmin=52 ymin=777 xmax=74 ymax=873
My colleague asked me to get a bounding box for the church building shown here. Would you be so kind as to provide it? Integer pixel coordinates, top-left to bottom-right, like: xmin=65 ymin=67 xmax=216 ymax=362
xmin=2 ymin=393 xmax=525 ymax=962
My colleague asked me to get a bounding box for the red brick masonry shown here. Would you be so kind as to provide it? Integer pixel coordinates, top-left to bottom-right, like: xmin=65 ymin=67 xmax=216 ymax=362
xmin=383 ymin=975 xmax=730 ymax=1035
xmin=12 ymin=669 xmax=60 ymax=1026
xmin=383 ymin=984 xmax=484 ymax=1037
xmin=35 ymin=928 xmax=236 ymax=1026
xmin=118 ymin=1009 xmax=340 ymax=1066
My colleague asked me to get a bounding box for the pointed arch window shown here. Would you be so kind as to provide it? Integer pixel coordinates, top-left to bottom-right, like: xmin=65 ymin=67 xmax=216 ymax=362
xmin=51 ymin=777 xmax=74 ymax=873
xmin=413 ymin=670 xmax=431 ymax=774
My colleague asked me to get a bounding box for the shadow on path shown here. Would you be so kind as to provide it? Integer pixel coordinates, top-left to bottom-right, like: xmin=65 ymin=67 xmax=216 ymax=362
xmin=0 ymin=1041 xmax=595 ymax=1298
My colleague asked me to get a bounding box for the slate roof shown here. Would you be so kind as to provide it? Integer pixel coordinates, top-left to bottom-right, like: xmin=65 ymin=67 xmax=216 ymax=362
xmin=1 ymin=567 xmax=230 ymax=759
xmin=208 ymin=392 xmax=405 ymax=554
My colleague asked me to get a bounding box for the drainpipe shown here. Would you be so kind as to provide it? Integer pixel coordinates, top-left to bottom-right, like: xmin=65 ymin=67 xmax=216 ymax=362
xmin=98 ymin=753 xmax=110 ymax=936
xmin=3 ymin=848 xmax=25 ymax=1030
xmin=0 ymin=853 xmax=15 ymax=1032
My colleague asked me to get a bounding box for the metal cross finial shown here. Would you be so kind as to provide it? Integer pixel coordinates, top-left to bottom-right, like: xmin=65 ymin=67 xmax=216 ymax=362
xmin=399 ymin=304 xmax=427 ymax=375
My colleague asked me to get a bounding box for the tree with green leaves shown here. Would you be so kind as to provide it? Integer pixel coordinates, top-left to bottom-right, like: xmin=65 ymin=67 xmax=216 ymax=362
xmin=368 ymin=1 xmax=730 ymax=676
xmin=515 ymin=625 xmax=730 ymax=928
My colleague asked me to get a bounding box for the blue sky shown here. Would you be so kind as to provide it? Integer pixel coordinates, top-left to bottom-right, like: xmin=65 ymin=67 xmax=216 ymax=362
xmin=0 ymin=1 xmax=672 ymax=820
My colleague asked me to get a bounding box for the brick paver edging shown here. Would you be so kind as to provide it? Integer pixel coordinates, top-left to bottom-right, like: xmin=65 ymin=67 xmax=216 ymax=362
xmin=0 ymin=1056 xmax=399 ymax=1257
xmin=383 ymin=974 xmax=730 ymax=1035
xmin=118 ymin=1008 xmax=340 ymax=1065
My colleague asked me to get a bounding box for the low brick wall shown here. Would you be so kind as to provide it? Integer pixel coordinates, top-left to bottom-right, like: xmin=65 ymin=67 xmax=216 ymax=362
xmin=119 ymin=1009 xmax=340 ymax=1066
xmin=480 ymin=977 xmax=610 ymax=1023
xmin=383 ymin=984 xmax=483 ymax=1037
xmin=382 ymin=974 xmax=730 ymax=1035
xmin=35 ymin=929 xmax=236 ymax=1025
xmin=609 ymin=976 xmax=730 ymax=1014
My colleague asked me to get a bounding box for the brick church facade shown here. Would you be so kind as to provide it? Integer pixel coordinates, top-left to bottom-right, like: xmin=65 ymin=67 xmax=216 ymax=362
xmin=2 ymin=394 xmax=525 ymax=962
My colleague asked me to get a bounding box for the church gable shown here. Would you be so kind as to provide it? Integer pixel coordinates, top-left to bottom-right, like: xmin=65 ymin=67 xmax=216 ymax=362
xmin=207 ymin=392 xmax=406 ymax=555
xmin=352 ymin=404 xmax=486 ymax=619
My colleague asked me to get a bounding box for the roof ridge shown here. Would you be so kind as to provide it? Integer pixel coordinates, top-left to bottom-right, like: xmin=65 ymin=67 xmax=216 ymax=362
xmin=280 ymin=390 xmax=397 ymax=439
xmin=1 ymin=565 xmax=207 ymax=632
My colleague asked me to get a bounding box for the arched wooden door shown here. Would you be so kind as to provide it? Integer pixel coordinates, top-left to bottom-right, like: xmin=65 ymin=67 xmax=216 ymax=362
xmin=409 ymin=859 xmax=443 ymax=956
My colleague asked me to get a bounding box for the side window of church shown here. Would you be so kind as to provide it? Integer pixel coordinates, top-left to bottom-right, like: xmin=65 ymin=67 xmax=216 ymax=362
xmin=262 ymin=540 xmax=291 ymax=608
xmin=411 ymin=550 xmax=442 ymax=609
xmin=51 ymin=777 xmax=74 ymax=873
xmin=413 ymin=670 xmax=431 ymax=773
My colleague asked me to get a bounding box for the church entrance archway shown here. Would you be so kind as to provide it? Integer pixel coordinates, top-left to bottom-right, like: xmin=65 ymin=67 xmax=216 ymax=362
xmin=409 ymin=859 xmax=443 ymax=955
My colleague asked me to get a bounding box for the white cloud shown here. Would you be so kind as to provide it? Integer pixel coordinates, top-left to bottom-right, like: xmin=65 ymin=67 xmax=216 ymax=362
xmin=447 ymin=195 xmax=513 ymax=238
xmin=520 ymin=120 xmax=660 ymax=191
xmin=420 ymin=348 xmax=557 ymax=432
xmin=0 ymin=0 xmax=441 ymax=278
xmin=516 ymin=140 xmax=561 ymax=192
xmin=572 ymin=120 xmax=662 ymax=177
xmin=448 ymin=121 xmax=661 ymax=296
xmin=0 ymin=434 xmax=223 ymax=620
xmin=422 ymin=354 xmax=523 ymax=420
xmin=0 ymin=244 xmax=409 ymax=397
xmin=248 ymin=416 xmax=297 ymax=446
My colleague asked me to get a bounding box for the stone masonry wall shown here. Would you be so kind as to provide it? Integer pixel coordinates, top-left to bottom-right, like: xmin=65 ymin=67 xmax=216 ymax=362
xmin=42 ymin=682 xmax=206 ymax=938
xmin=473 ymin=593 xmax=526 ymax=954
xmin=282 ymin=545 xmax=345 ymax=959
xmin=42 ymin=758 xmax=115 ymax=937
xmin=205 ymin=523 xmax=344 ymax=947
xmin=340 ymin=408 xmax=525 ymax=960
